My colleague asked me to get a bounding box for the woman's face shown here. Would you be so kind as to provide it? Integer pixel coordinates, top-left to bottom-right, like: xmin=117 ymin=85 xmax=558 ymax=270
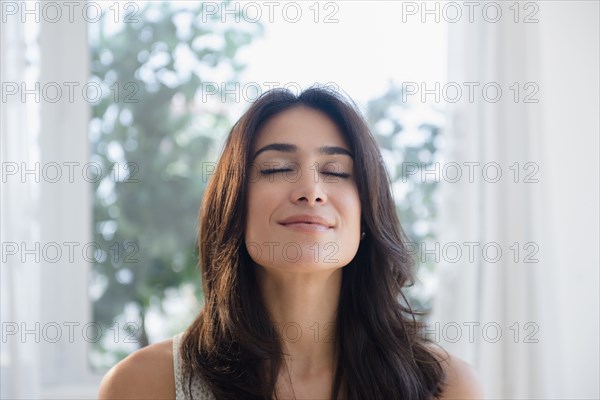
xmin=245 ymin=106 xmax=362 ymax=272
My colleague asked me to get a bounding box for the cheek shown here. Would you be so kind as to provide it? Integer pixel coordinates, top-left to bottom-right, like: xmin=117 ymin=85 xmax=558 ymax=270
xmin=341 ymin=190 xmax=361 ymax=226
xmin=246 ymin=187 xmax=259 ymax=226
xmin=245 ymin=184 xmax=275 ymax=234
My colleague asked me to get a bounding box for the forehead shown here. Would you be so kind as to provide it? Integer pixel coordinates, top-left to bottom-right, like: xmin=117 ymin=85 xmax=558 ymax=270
xmin=251 ymin=106 xmax=351 ymax=156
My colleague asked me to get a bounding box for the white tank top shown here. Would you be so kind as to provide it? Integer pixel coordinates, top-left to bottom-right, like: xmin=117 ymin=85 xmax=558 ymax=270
xmin=173 ymin=332 xmax=216 ymax=400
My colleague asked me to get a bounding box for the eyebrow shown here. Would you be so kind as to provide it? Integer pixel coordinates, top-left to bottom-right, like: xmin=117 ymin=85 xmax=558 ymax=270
xmin=252 ymin=143 xmax=354 ymax=160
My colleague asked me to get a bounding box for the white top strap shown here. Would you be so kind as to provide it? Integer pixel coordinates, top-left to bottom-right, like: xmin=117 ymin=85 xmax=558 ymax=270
xmin=173 ymin=332 xmax=187 ymax=400
xmin=172 ymin=332 xmax=216 ymax=400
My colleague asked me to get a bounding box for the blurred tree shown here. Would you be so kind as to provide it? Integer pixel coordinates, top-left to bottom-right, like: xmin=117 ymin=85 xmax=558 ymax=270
xmin=88 ymin=1 xmax=263 ymax=370
xmin=365 ymin=82 xmax=445 ymax=316
xmin=89 ymin=1 xmax=443 ymax=371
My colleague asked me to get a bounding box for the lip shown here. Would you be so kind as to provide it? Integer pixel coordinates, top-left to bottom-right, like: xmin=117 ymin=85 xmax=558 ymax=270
xmin=278 ymin=214 xmax=335 ymax=228
xmin=281 ymin=222 xmax=332 ymax=233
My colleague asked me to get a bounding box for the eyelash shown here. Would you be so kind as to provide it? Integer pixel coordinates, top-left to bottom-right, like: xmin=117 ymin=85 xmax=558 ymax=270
xmin=259 ymin=168 xmax=351 ymax=179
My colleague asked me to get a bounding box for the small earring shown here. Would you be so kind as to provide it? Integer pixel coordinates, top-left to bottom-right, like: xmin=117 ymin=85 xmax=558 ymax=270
xmin=360 ymin=231 xmax=366 ymax=240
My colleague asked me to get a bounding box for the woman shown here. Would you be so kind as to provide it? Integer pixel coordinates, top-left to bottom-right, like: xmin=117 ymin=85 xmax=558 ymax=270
xmin=99 ymin=86 xmax=484 ymax=399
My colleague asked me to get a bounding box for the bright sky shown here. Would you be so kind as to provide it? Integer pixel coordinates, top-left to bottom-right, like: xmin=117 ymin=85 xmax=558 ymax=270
xmin=94 ymin=1 xmax=448 ymax=110
xmin=236 ymin=1 xmax=448 ymax=106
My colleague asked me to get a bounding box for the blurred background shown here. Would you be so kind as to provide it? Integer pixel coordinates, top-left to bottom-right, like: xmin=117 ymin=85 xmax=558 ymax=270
xmin=1 ymin=1 xmax=598 ymax=399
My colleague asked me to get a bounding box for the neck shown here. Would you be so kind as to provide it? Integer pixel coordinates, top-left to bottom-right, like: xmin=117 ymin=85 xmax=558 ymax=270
xmin=256 ymin=265 xmax=342 ymax=380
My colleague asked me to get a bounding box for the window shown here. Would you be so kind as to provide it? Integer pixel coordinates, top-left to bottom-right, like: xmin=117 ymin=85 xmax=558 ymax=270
xmin=88 ymin=1 xmax=448 ymax=371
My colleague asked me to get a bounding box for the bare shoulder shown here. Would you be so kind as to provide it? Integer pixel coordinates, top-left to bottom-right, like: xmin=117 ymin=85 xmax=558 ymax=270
xmin=426 ymin=344 xmax=485 ymax=400
xmin=97 ymin=337 xmax=176 ymax=399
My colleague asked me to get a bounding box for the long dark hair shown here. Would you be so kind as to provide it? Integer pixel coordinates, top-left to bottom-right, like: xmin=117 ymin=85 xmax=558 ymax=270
xmin=180 ymin=86 xmax=448 ymax=399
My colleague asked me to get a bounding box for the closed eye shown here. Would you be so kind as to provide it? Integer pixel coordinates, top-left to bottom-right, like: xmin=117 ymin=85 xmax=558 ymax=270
xmin=323 ymin=171 xmax=351 ymax=179
xmin=259 ymin=168 xmax=292 ymax=175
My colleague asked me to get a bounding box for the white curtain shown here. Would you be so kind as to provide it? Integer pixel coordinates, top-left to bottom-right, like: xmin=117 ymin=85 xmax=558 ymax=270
xmin=1 ymin=14 xmax=43 ymax=400
xmin=1 ymin=5 xmax=97 ymax=398
xmin=431 ymin=2 xmax=599 ymax=399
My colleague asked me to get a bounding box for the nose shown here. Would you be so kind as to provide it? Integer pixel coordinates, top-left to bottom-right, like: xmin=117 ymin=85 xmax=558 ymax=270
xmin=290 ymin=164 xmax=327 ymax=206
